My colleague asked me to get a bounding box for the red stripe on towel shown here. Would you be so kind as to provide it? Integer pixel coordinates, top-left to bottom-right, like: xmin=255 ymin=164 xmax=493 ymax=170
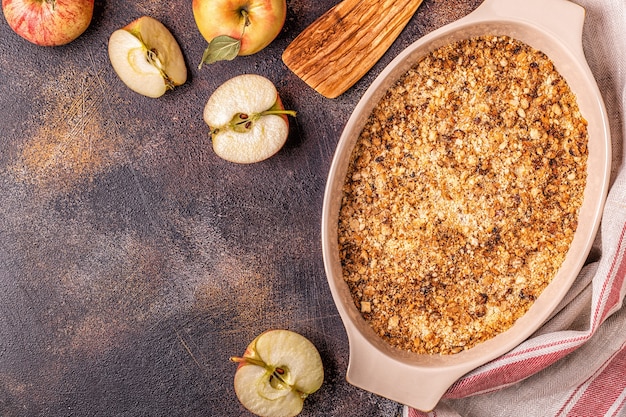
xmin=596 ymin=225 xmax=626 ymax=324
xmin=558 ymin=342 xmax=626 ymax=416
xmin=447 ymin=345 xmax=580 ymax=398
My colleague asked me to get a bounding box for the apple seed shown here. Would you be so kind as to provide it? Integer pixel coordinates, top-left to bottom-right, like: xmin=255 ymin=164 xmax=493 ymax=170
xmin=215 ymin=109 xmax=297 ymax=135
xmin=146 ymin=48 xmax=176 ymax=90
xmin=231 ymin=356 xmax=302 ymax=396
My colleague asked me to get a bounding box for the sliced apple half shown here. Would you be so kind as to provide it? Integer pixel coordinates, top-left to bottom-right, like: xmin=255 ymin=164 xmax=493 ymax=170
xmin=231 ymin=329 xmax=324 ymax=417
xmin=203 ymin=74 xmax=296 ymax=164
xmin=108 ymin=16 xmax=187 ymax=98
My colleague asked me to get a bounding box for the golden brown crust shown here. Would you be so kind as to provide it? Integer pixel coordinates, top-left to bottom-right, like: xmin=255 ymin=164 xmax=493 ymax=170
xmin=338 ymin=35 xmax=588 ymax=355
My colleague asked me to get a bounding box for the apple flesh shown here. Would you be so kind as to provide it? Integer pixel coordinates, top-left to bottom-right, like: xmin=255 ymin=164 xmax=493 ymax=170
xmin=108 ymin=16 xmax=187 ymax=98
xmin=2 ymin=0 xmax=94 ymax=46
xmin=204 ymin=74 xmax=295 ymax=164
xmin=231 ymin=330 xmax=324 ymax=417
xmin=193 ymin=0 xmax=286 ymax=66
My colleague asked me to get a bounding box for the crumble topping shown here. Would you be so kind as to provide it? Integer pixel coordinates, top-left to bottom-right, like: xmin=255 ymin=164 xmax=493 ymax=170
xmin=338 ymin=35 xmax=588 ymax=354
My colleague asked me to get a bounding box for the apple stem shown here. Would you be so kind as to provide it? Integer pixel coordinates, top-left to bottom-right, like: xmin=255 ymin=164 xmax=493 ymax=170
xmin=240 ymin=10 xmax=251 ymax=37
xmin=231 ymin=355 xmax=252 ymax=364
xmin=260 ymin=109 xmax=297 ymax=118
xmin=230 ymin=356 xmax=268 ymax=369
xmin=45 ymin=0 xmax=56 ymax=11
xmin=213 ymin=109 xmax=297 ymax=135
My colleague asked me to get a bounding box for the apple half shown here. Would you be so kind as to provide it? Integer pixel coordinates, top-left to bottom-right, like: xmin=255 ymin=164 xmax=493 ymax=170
xmin=204 ymin=74 xmax=296 ymax=164
xmin=108 ymin=16 xmax=187 ymax=98
xmin=231 ymin=329 xmax=324 ymax=417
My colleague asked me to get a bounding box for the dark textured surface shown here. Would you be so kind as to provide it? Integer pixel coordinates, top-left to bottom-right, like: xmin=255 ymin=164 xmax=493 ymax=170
xmin=0 ymin=1 xmax=481 ymax=416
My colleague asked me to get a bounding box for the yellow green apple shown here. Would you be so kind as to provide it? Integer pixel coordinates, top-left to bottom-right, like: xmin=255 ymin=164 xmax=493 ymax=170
xmin=193 ymin=0 xmax=286 ymax=67
xmin=231 ymin=330 xmax=324 ymax=417
xmin=108 ymin=16 xmax=187 ymax=98
xmin=203 ymin=74 xmax=296 ymax=164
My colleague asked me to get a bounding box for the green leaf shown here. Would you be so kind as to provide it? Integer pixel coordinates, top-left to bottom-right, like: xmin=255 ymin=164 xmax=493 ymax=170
xmin=198 ymin=35 xmax=241 ymax=69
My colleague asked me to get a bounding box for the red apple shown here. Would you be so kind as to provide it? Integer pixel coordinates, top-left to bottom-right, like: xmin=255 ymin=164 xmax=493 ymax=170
xmin=2 ymin=0 xmax=94 ymax=46
xmin=193 ymin=0 xmax=286 ymax=67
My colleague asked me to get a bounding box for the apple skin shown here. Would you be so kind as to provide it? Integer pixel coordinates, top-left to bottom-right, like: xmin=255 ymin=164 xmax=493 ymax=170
xmin=192 ymin=0 xmax=286 ymax=56
xmin=2 ymin=0 xmax=94 ymax=46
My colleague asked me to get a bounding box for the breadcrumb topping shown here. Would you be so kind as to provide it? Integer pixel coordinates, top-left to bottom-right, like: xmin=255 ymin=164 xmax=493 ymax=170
xmin=338 ymin=35 xmax=588 ymax=354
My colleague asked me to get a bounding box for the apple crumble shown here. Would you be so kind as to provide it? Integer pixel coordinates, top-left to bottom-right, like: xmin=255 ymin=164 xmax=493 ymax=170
xmin=338 ymin=35 xmax=588 ymax=354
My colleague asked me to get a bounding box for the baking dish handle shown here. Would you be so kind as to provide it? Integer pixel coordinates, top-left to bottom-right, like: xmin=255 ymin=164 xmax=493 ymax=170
xmin=344 ymin=324 xmax=474 ymax=412
xmin=465 ymin=0 xmax=586 ymax=61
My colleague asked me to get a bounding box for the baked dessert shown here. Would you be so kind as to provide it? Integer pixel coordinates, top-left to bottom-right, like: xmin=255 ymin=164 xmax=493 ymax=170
xmin=338 ymin=35 xmax=588 ymax=354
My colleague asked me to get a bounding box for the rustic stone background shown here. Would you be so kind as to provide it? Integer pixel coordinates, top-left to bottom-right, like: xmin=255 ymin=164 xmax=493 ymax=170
xmin=0 ymin=0 xmax=481 ymax=415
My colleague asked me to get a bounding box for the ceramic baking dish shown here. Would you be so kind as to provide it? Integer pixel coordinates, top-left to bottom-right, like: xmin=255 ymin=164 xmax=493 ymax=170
xmin=321 ymin=0 xmax=611 ymax=411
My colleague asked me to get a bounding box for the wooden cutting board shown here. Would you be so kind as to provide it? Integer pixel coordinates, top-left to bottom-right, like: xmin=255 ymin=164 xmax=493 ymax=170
xmin=282 ymin=0 xmax=424 ymax=99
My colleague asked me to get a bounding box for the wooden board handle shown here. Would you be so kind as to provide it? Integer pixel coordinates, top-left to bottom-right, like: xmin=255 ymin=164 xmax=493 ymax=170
xmin=282 ymin=0 xmax=423 ymax=98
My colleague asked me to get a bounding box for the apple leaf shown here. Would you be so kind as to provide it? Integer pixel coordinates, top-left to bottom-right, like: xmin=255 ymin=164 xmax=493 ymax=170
xmin=198 ymin=36 xmax=241 ymax=69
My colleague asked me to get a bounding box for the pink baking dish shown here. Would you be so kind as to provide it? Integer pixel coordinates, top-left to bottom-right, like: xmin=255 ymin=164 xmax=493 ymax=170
xmin=321 ymin=0 xmax=611 ymax=411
